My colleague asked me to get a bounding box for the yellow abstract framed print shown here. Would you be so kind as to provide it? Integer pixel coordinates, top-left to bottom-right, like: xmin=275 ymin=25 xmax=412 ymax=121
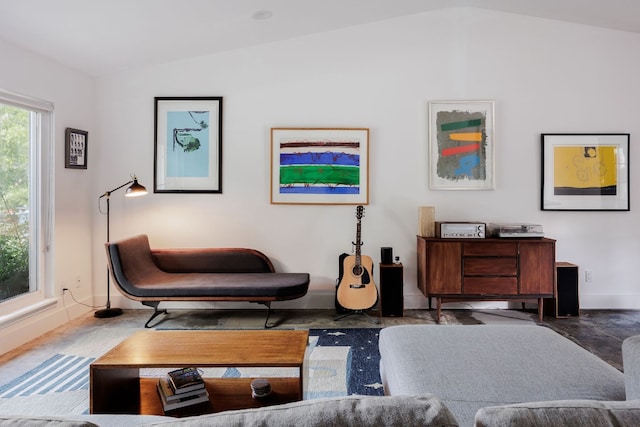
xmin=541 ymin=134 xmax=629 ymax=211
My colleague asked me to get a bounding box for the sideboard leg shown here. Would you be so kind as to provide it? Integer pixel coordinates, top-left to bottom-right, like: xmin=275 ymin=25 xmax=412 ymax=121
xmin=538 ymin=298 xmax=544 ymax=322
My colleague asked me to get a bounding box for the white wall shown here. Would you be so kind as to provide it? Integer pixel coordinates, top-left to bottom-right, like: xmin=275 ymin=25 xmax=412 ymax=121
xmin=0 ymin=38 xmax=95 ymax=353
xmin=94 ymin=8 xmax=640 ymax=311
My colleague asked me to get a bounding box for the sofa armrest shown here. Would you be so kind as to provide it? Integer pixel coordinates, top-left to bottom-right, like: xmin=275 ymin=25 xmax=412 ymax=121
xmin=623 ymin=335 xmax=640 ymax=400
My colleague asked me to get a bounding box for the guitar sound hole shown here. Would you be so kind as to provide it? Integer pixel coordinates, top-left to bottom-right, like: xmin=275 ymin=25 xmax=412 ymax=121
xmin=352 ymin=265 xmax=363 ymax=276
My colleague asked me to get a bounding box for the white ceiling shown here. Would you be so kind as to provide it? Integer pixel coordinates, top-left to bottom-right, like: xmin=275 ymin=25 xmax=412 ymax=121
xmin=1 ymin=0 xmax=639 ymax=77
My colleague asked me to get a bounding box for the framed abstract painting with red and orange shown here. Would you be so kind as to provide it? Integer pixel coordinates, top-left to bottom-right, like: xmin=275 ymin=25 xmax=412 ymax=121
xmin=428 ymin=100 xmax=495 ymax=190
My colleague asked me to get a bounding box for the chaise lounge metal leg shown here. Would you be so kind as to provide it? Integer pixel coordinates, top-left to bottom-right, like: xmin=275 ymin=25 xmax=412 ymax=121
xmin=261 ymin=301 xmax=276 ymax=329
xmin=142 ymin=301 xmax=168 ymax=328
xmin=254 ymin=301 xmax=281 ymax=329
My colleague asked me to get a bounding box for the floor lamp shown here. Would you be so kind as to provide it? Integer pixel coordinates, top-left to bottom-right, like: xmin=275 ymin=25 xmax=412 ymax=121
xmin=95 ymin=175 xmax=147 ymax=318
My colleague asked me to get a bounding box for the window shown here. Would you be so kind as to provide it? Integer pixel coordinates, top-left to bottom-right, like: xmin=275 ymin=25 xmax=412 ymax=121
xmin=0 ymin=89 xmax=53 ymax=317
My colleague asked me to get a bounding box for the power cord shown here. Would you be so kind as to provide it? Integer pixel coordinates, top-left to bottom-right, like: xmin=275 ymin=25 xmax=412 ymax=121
xmin=62 ymin=288 xmax=104 ymax=309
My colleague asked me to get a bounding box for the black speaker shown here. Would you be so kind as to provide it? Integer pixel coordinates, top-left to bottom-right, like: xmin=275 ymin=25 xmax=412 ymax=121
xmin=379 ymin=263 xmax=403 ymax=317
xmin=381 ymin=247 xmax=393 ymax=264
xmin=545 ymin=262 xmax=579 ymax=318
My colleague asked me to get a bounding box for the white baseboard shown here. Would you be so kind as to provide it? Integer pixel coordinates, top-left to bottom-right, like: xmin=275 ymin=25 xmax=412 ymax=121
xmin=111 ymin=291 xmax=339 ymax=310
xmin=0 ymin=296 xmax=92 ymax=356
xmin=580 ymin=294 xmax=640 ymax=309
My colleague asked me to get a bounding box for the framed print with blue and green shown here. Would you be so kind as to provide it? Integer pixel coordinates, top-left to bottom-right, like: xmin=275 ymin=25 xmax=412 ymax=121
xmin=541 ymin=133 xmax=629 ymax=211
xmin=428 ymin=100 xmax=495 ymax=190
xmin=270 ymin=128 xmax=369 ymax=205
xmin=154 ymin=97 xmax=222 ymax=193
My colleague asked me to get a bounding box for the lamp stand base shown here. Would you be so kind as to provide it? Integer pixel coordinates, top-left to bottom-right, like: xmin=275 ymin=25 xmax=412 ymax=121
xmin=94 ymin=307 xmax=123 ymax=318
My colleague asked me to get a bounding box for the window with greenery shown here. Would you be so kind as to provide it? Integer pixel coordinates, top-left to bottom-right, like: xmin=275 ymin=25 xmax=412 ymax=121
xmin=0 ymin=104 xmax=30 ymax=302
xmin=0 ymin=90 xmax=53 ymax=309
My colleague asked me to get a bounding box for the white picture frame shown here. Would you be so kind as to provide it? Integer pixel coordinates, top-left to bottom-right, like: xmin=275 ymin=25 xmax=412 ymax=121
xmin=428 ymin=100 xmax=495 ymax=190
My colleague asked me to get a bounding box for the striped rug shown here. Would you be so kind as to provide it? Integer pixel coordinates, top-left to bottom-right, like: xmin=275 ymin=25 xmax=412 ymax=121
xmin=0 ymin=354 xmax=94 ymax=398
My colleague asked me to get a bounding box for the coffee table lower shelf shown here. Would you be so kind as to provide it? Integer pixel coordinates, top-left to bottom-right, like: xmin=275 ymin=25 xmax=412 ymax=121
xmin=90 ymin=330 xmax=308 ymax=417
xmin=95 ymin=377 xmax=301 ymax=417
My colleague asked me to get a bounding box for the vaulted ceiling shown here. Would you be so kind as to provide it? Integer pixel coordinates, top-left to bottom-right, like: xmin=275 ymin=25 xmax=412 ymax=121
xmin=1 ymin=0 xmax=638 ymax=77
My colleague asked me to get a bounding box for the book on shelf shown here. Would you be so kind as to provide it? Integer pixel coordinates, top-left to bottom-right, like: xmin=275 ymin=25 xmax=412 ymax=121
xmin=166 ymin=367 xmax=205 ymax=394
xmin=157 ymin=377 xmax=206 ymax=402
xmin=156 ymin=378 xmax=209 ymax=412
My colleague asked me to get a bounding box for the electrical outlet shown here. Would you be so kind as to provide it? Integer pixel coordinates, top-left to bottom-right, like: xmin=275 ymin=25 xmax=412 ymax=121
xmin=585 ymin=270 xmax=593 ymax=283
xmin=75 ymin=275 xmax=81 ymax=288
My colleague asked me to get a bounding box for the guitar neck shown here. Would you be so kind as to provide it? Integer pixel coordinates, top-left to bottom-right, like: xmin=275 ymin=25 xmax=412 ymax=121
xmin=354 ymin=220 xmax=362 ymax=266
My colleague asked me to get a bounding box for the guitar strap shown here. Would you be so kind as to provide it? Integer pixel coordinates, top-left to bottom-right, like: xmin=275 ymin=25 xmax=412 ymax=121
xmin=337 ymin=252 xmax=349 ymax=279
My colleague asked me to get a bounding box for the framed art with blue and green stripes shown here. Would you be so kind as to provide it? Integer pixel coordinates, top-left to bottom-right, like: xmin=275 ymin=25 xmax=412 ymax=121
xmin=270 ymin=128 xmax=369 ymax=204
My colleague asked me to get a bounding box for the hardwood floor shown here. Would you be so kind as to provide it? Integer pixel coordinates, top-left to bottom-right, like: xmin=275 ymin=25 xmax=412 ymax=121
xmin=542 ymin=309 xmax=640 ymax=371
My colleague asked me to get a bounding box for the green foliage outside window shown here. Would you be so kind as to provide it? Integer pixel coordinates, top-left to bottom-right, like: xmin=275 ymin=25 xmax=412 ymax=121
xmin=0 ymin=104 xmax=30 ymax=301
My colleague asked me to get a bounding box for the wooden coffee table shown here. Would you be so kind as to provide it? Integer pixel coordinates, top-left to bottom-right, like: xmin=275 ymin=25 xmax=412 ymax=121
xmin=90 ymin=329 xmax=309 ymax=416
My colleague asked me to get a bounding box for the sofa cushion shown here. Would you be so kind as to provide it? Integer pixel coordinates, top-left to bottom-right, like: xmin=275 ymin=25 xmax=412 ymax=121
xmin=379 ymin=325 xmax=625 ymax=427
xmin=146 ymin=394 xmax=459 ymax=427
xmin=623 ymin=335 xmax=640 ymax=399
xmin=0 ymin=416 xmax=98 ymax=427
xmin=474 ymin=399 xmax=640 ymax=427
xmin=69 ymin=415 xmax=173 ymax=427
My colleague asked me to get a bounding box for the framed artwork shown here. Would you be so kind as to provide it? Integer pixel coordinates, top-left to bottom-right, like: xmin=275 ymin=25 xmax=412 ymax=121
xmin=270 ymin=128 xmax=369 ymax=205
xmin=154 ymin=97 xmax=223 ymax=193
xmin=428 ymin=100 xmax=495 ymax=190
xmin=65 ymin=127 xmax=88 ymax=169
xmin=541 ymin=133 xmax=630 ymax=211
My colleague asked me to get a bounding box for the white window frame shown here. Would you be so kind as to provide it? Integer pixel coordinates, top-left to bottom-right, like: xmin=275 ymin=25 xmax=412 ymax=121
xmin=0 ymin=89 xmax=54 ymax=322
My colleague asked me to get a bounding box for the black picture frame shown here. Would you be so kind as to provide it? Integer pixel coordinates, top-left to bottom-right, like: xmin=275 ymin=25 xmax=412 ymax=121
xmin=65 ymin=128 xmax=88 ymax=169
xmin=154 ymin=97 xmax=223 ymax=193
xmin=541 ymin=133 xmax=630 ymax=211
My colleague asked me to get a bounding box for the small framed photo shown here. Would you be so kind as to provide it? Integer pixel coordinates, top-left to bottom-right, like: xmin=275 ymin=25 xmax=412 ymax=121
xmin=428 ymin=100 xmax=495 ymax=190
xmin=541 ymin=133 xmax=630 ymax=211
xmin=154 ymin=96 xmax=223 ymax=193
xmin=270 ymin=128 xmax=369 ymax=205
xmin=65 ymin=128 xmax=88 ymax=169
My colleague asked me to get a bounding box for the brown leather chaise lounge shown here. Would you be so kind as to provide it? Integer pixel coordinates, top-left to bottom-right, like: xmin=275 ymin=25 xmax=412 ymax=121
xmin=105 ymin=234 xmax=310 ymax=328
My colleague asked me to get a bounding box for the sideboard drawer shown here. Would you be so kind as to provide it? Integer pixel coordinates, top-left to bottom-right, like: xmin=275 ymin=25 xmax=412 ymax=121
xmin=464 ymin=277 xmax=518 ymax=294
xmin=463 ymin=242 xmax=517 ymax=257
xmin=464 ymin=257 xmax=517 ymax=276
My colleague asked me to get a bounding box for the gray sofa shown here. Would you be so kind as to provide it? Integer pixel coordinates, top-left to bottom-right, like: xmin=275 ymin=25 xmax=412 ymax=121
xmin=0 ymin=394 xmax=458 ymax=426
xmin=379 ymin=325 xmax=640 ymax=426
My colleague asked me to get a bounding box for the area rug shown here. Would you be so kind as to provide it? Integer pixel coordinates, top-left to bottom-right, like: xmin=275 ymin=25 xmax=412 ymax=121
xmin=0 ymin=328 xmax=383 ymax=415
xmin=0 ymin=354 xmax=94 ymax=398
xmin=309 ymin=328 xmax=383 ymax=397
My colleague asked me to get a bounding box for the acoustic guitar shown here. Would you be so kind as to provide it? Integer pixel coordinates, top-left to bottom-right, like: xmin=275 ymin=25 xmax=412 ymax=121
xmin=336 ymin=206 xmax=378 ymax=311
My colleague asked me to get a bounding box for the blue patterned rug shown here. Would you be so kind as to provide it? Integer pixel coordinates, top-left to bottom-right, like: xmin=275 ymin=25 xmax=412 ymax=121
xmin=310 ymin=328 xmax=383 ymax=396
xmin=0 ymin=328 xmax=382 ymax=415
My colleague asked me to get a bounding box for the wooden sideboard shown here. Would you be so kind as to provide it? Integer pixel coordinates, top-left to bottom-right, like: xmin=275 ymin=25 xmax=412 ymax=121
xmin=417 ymin=236 xmax=556 ymax=322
